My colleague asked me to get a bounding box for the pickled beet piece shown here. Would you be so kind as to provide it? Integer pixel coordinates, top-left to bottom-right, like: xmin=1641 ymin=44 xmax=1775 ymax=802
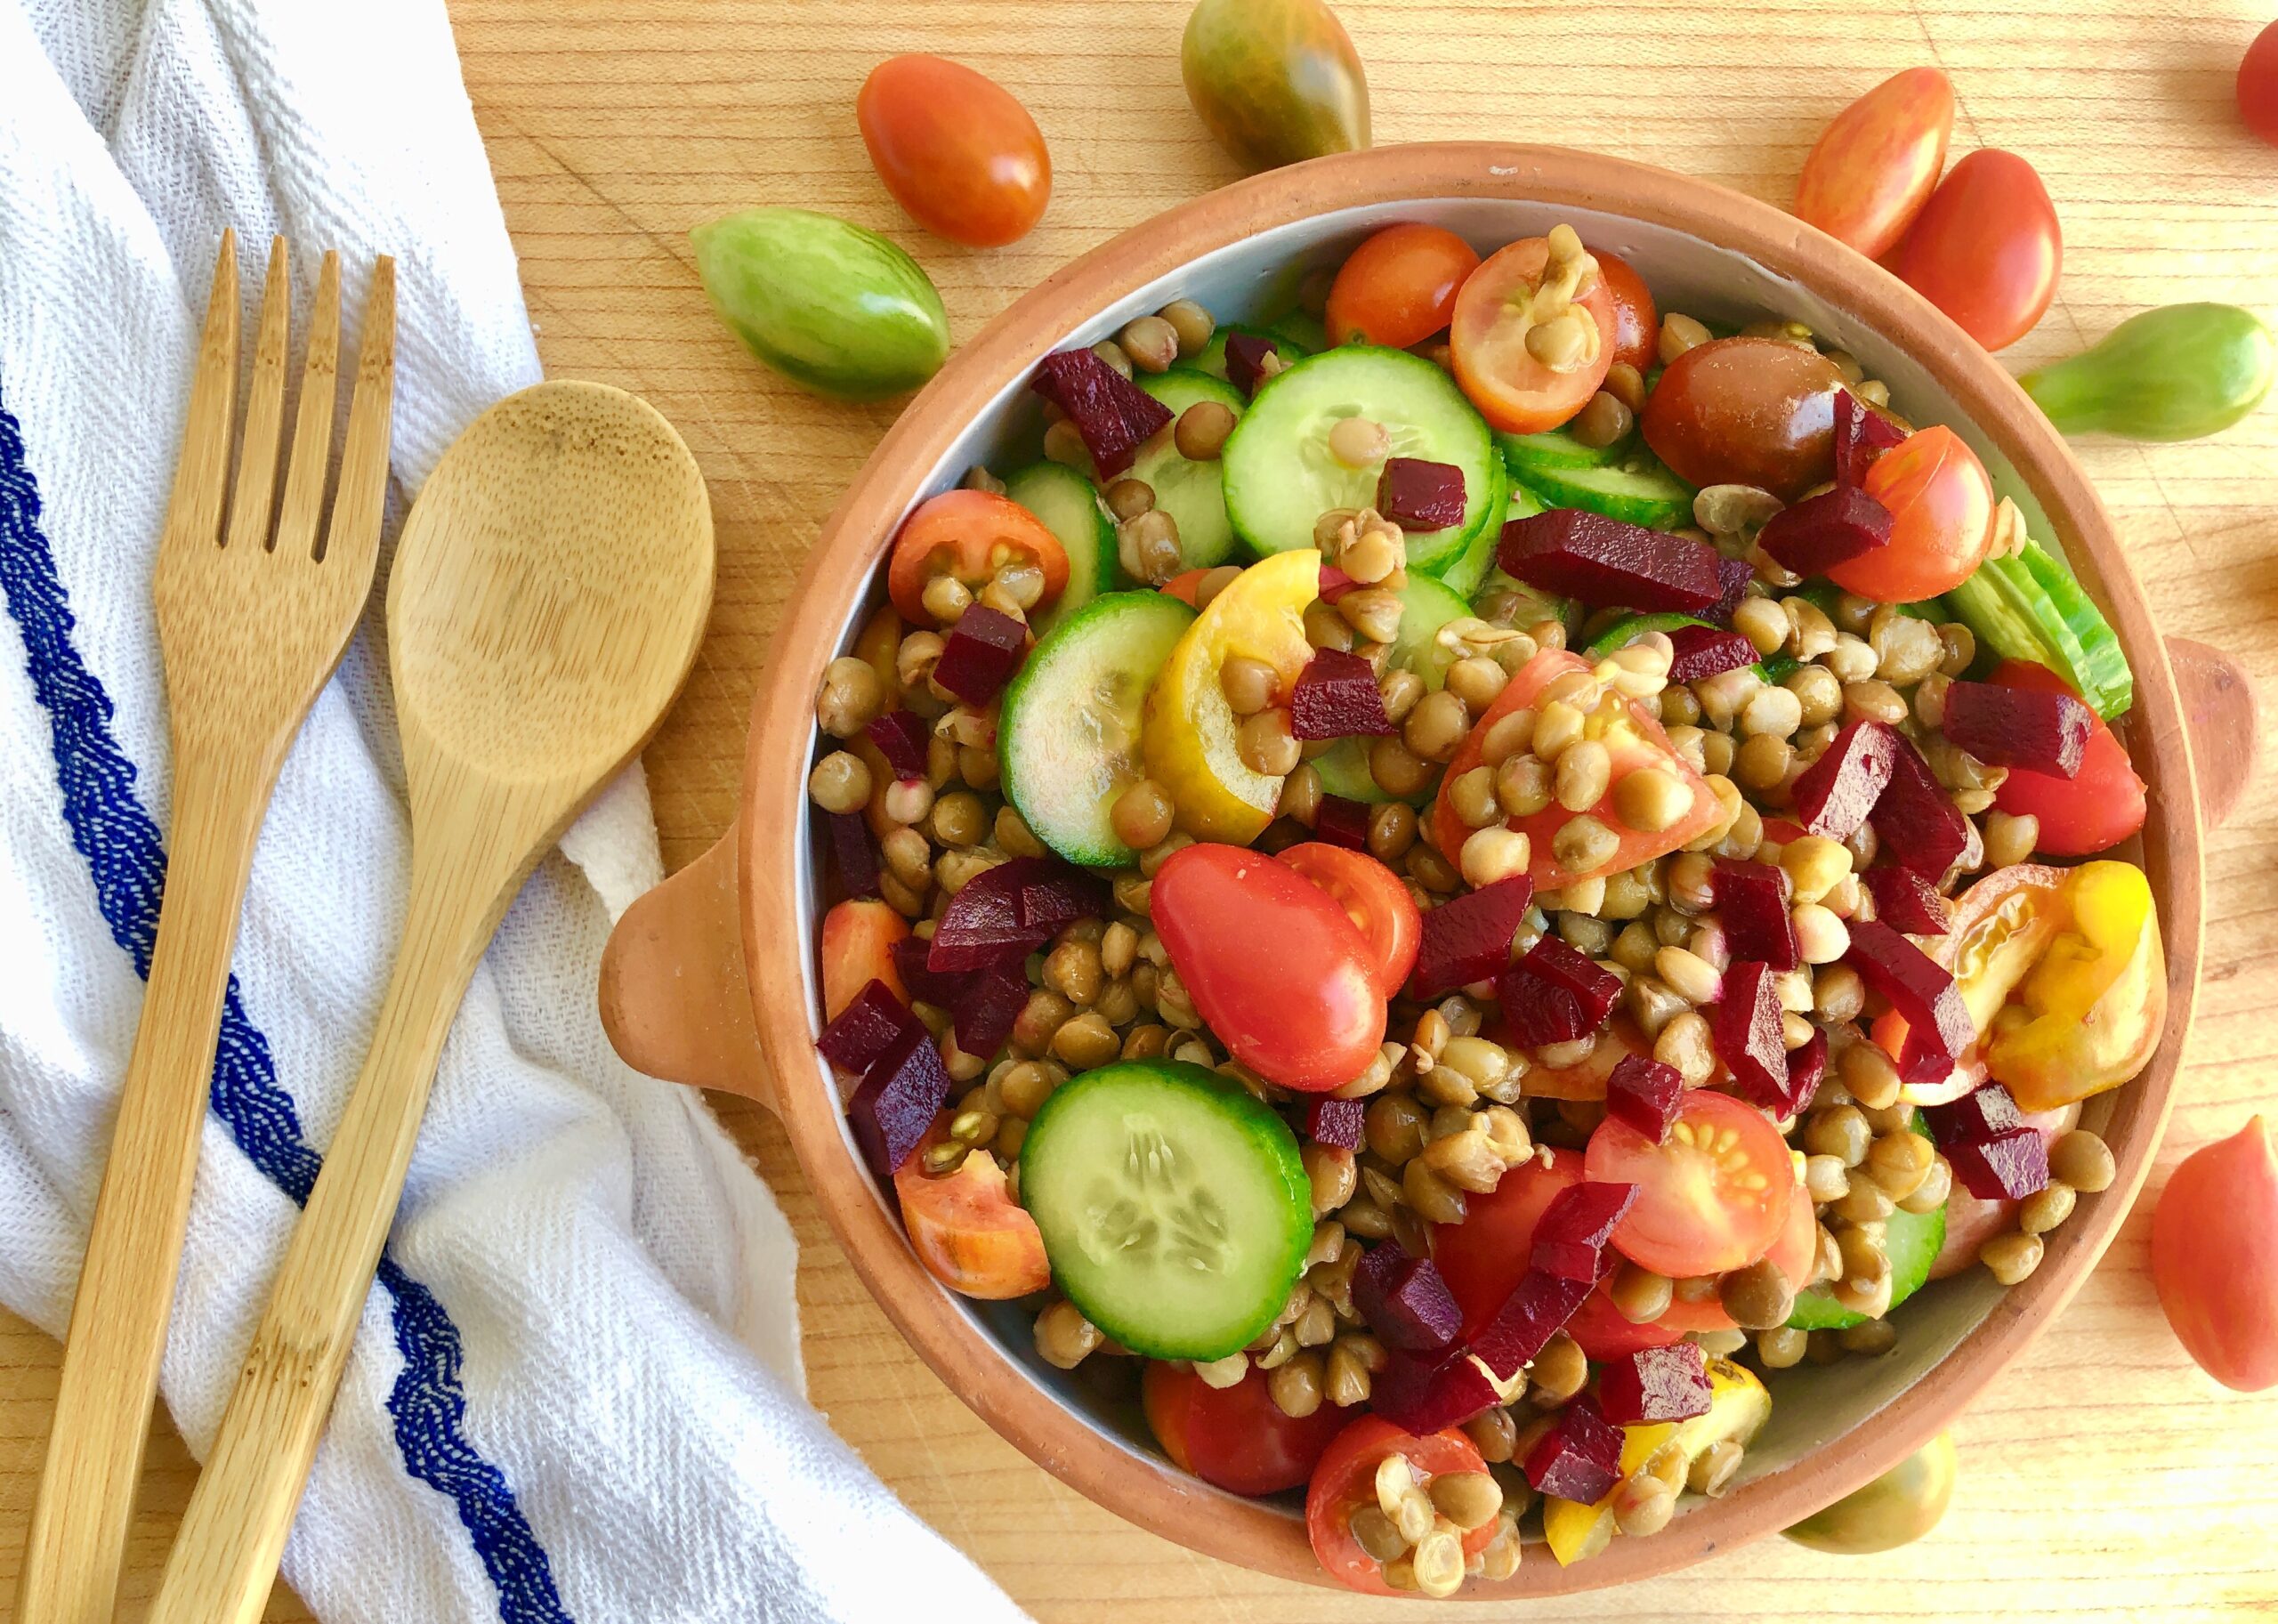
xmin=1354 ymin=1244 xmax=1464 ymax=1352
xmin=1926 ymin=1082 xmax=2025 ymax=1148
xmin=1530 ymin=1181 xmax=1638 ymax=1281
xmin=1834 ymin=388 xmax=1908 ymax=487
xmin=1314 ymin=795 xmax=1370 ymax=852
xmin=933 ymin=604 xmax=1028 ymax=705
xmin=1523 ymin=1394 xmax=1624 ymax=1505
xmin=1712 ymin=959 xmax=1791 ymax=1109
xmin=1318 ymin=562 xmax=1358 ymax=602
xmin=890 ymin=933 xmax=961 ymax=1006
xmin=1377 ymin=457 xmax=1467 ymax=530
xmin=1757 ymin=485 xmax=1894 ymax=576
xmin=828 ymin=810 xmax=881 ymax=899
xmin=1599 ymin=1341 xmax=1714 ymax=1426
xmin=866 ymin=708 xmax=931 ymax=781
xmin=928 ymin=856 xmax=1108 ymax=971
xmin=1791 ymin=719 xmax=1897 ymax=841
xmin=1606 ymin=1053 xmax=1684 ymax=1142
xmin=1410 ymin=877 xmax=1535 ymax=999
xmin=1845 ymin=919 xmax=1975 ymax=1083
xmin=1940 ymin=680 xmax=2091 ymax=779
xmin=1297 ymin=1096 xmax=1365 ymax=1149
xmin=1522 ymin=935 xmax=1623 ymax=1022
xmin=1498 ymin=509 xmax=1723 ymax=613
xmin=952 ymin=962 xmax=1030 ymax=1058
xmin=1012 ymin=861 xmax=1113 ymax=936
xmin=1030 ymin=346 xmax=1173 ymax=478
xmin=1870 ymin=736 xmax=1971 ymax=877
xmin=1498 ymin=969 xmax=1590 ymax=1047
xmin=819 ymin=980 xmax=917 ymax=1077
xmin=1949 ymin=1125 xmax=2050 ymax=1200
xmin=1865 ymin=866 xmax=1951 ymax=935
xmin=1290 ymin=648 xmax=1392 ymax=739
xmin=1471 ymin=1267 xmax=1595 ymax=1379
xmin=847 ymin=1023 xmax=951 ymax=1180
xmin=1665 ymin=622 xmax=1758 ymax=682
xmin=1777 ymin=1023 xmax=1829 ymax=1119
xmin=1371 ymin=1346 xmax=1500 ymax=1434
xmin=1224 ymin=332 xmax=1279 ymax=399
xmin=1713 ymin=856 xmax=1798 ymax=971
xmin=1705 ymin=553 xmax=1756 ymax=626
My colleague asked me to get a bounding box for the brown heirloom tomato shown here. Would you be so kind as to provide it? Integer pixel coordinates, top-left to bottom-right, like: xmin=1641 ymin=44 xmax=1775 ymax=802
xmin=1640 ymin=336 xmax=1846 ymax=499
xmin=1794 ymin=68 xmax=1956 ymax=261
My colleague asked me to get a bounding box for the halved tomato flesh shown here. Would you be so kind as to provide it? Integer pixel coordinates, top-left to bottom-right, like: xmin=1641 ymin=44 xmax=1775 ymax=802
xmin=1586 ymin=1090 xmax=1797 ymax=1278
xmin=1279 ymin=842 xmax=1423 ymax=997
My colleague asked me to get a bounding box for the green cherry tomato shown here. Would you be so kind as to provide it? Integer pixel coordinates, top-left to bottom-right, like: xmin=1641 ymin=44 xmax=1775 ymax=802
xmin=1180 ymin=0 xmax=1369 ymax=174
xmin=2022 ymin=303 xmax=2277 ymax=441
xmin=690 ymin=207 xmax=949 ymax=401
xmin=1784 ymin=1432 xmax=1957 ymax=1555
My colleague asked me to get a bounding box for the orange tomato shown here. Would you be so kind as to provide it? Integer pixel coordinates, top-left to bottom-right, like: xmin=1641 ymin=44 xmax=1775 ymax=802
xmin=1794 ymin=68 xmax=1956 ymax=261
xmin=1827 ymin=425 xmax=1994 ymax=602
xmin=1886 ymin=149 xmax=2061 ymax=351
xmin=1450 ymin=237 xmax=1618 ymax=433
xmin=1306 ymin=1418 xmax=1497 ymax=1596
xmin=886 ymin=489 xmax=1069 ymax=626
xmin=1159 ymin=568 xmax=1209 ymax=607
xmin=894 ymin=1120 xmax=1052 ymax=1299
xmin=856 ymin=55 xmax=1050 ymax=247
xmin=2154 ymin=1118 xmax=2278 ymax=1391
xmin=1326 ymin=222 xmax=1480 ymax=349
xmin=820 ymin=898 xmax=909 ymax=1020
xmin=1595 ymin=252 xmax=1660 ymax=374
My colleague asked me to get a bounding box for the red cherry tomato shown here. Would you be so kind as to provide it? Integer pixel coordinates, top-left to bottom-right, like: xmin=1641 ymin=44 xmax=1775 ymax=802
xmin=1988 ymin=660 xmax=2146 ymax=853
xmin=894 ymin=1119 xmax=1051 ymax=1298
xmin=1151 ymin=843 xmax=1387 ymax=1092
xmin=887 ymin=489 xmax=1070 ymax=626
xmin=856 ymin=55 xmax=1051 ymax=247
xmin=1886 ymin=149 xmax=2061 ymax=351
xmin=1794 ymin=68 xmax=1956 ymax=261
xmin=1305 ymin=1417 xmax=1497 ymax=1596
xmin=1586 ymin=1090 xmax=1797 ymax=1278
xmin=1595 ymin=252 xmax=1660 ymax=375
xmin=1828 ymin=425 xmax=1994 ymax=602
xmin=2242 ymin=21 xmax=2278 ymax=147
xmin=1325 ymin=223 xmax=1481 ymax=350
xmin=1277 ymin=842 xmax=1422 ymax=997
xmin=1143 ymin=1360 xmax=1349 ymax=1495
xmin=1449 ymin=237 xmax=1618 ymax=433
xmin=820 ymin=899 xmax=909 ymax=1020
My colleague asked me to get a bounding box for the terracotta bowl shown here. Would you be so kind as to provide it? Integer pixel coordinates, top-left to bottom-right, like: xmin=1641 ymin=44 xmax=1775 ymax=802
xmin=597 ymin=143 xmax=2243 ymax=1595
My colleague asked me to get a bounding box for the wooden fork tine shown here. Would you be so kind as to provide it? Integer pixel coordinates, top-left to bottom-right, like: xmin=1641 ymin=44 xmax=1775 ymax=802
xmin=165 ymin=230 xmax=240 ymax=554
xmin=224 ymin=238 xmax=291 ymax=553
xmin=271 ymin=251 xmax=341 ymax=562
xmin=319 ymin=257 xmax=396 ymax=565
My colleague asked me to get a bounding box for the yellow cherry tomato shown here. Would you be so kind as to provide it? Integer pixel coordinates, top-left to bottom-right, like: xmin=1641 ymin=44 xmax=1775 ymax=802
xmin=1541 ymin=1420 xmax=1677 ymax=1567
xmin=1985 ymin=860 xmax=2165 ymax=1112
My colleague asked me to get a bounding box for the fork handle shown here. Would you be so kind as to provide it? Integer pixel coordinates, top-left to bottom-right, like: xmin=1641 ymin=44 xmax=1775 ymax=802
xmin=14 ymin=751 xmax=271 ymax=1624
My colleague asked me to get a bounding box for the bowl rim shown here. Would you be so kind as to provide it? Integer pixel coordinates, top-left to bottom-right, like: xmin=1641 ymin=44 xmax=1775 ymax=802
xmin=738 ymin=141 xmax=2204 ymax=1595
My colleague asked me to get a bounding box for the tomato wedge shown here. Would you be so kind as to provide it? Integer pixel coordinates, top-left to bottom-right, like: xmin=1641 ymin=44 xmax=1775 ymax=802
xmin=1450 ymin=236 xmax=1619 ymax=434
xmin=1326 ymin=222 xmax=1481 ymax=350
xmin=1306 ymin=1416 xmax=1498 ymax=1596
xmin=1828 ymin=425 xmax=1994 ymax=602
xmin=1595 ymin=251 xmax=1659 ymax=375
xmin=886 ymin=489 xmax=1070 ymax=626
xmin=1586 ymin=1090 xmax=1797 ymax=1278
xmin=1988 ymin=659 xmax=2146 ymax=854
xmin=894 ymin=1119 xmax=1051 ymax=1299
xmin=820 ymin=898 xmax=909 ymax=1019
xmin=1143 ymin=1360 xmax=1349 ymax=1496
xmin=1278 ymin=842 xmax=1422 ymax=997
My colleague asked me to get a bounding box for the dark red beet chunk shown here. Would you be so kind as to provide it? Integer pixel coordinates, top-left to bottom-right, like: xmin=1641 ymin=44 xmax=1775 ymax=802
xmin=889 ymin=933 xmax=959 ymax=1006
xmin=1354 ymin=1244 xmax=1465 ymax=1352
xmin=1410 ymin=877 xmax=1535 ymax=999
xmin=1521 ymin=936 xmax=1623 ymax=1024
xmin=1030 ymin=347 xmax=1174 ymax=478
xmin=1949 ymin=1125 xmax=2050 ymax=1200
xmin=1318 ymin=563 xmax=1358 ymax=603
xmin=1313 ymin=795 xmax=1370 ymax=852
xmin=1224 ymin=332 xmax=1279 ymax=399
xmin=1498 ymin=968 xmax=1590 ymax=1047
xmin=1870 ymin=737 xmax=1971 ymax=877
xmin=928 ymin=856 xmax=1108 ymax=971
xmin=952 ymin=962 xmax=1030 ymax=1058
xmin=1009 ymin=860 xmax=1113 ymax=936
xmin=1713 ymin=856 xmax=1798 ymax=971
xmin=933 ymin=605 xmax=1028 ymax=706
xmin=1371 ymin=1347 xmax=1500 ymax=1434
xmin=1290 ymin=649 xmax=1393 ymax=740
xmin=1530 ymin=1181 xmax=1638 ymax=1281
xmin=1712 ymin=960 xmax=1791 ymax=1109
xmin=1523 ymin=1395 xmax=1624 ymax=1505
xmin=1834 ymin=388 xmax=1908 ymax=487
xmin=1377 ymin=457 xmax=1467 ymax=530
xmin=1941 ymin=680 xmax=2091 ymax=779
xmin=1926 ymin=1081 xmax=2025 ymax=1147
xmin=1605 ymin=1053 xmax=1684 ymax=1142
xmin=828 ymin=810 xmax=881 ymax=900
xmin=1791 ymin=719 xmax=1897 ymax=841
xmin=1757 ymin=484 xmax=1894 ymax=576
xmin=866 ymin=709 xmax=931 ymax=781
xmin=1600 ymin=1341 xmax=1715 ymax=1426
xmin=1845 ymin=919 xmax=1975 ymax=1083
xmin=1865 ymin=866 xmax=1951 ymax=934
xmin=1775 ymin=1023 xmax=1829 ymax=1118
xmin=1297 ymin=1095 xmax=1366 ymax=1149
xmin=846 ymin=1023 xmax=951 ymax=1180
xmin=1498 ymin=509 xmax=1722 ymax=613
xmin=819 ymin=980 xmax=917 ymax=1077
xmin=1665 ymin=622 xmax=1758 ymax=682
xmin=1705 ymin=553 xmax=1755 ymax=626
xmin=1471 ymin=1268 xmax=1595 ymax=1379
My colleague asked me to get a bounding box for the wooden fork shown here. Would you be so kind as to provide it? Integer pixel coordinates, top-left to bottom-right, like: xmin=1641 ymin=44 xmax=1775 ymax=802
xmin=11 ymin=231 xmax=395 ymax=1624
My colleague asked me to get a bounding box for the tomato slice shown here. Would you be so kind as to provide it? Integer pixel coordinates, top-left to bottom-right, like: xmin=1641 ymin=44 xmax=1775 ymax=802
xmin=1305 ymin=1417 xmax=1497 ymax=1596
xmin=1594 ymin=252 xmax=1659 ymax=375
xmin=1988 ymin=660 xmax=2146 ymax=855
xmin=820 ymin=898 xmax=909 ymax=1019
xmin=1326 ymin=222 xmax=1481 ymax=350
xmin=893 ymin=1119 xmax=1051 ymax=1299
xmin=1278 ymin=842 xmax=1422 ymax=997
xmin=1159 ymin=568 xmax=1209 ymax=607
xmin=1586 ymin=1091 xmax=1797 ymax=1278
xmin=1143 ymin=1360 xmax=1349 ymax=1496
xmin=1828 ymin=425 xmax=1994 ymax=602
xmin=886 ymin=489 xmax=1070 ymax=626
xmin=1450 ymin=237 xmax=1619 ymax=433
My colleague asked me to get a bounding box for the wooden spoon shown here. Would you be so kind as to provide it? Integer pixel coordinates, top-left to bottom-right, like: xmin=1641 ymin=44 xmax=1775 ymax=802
xmin=145 ymin=380 xmax=713 ymax=1624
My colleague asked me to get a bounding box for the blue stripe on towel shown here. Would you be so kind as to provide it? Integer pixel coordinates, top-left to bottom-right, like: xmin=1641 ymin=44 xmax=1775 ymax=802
xmin=0 ymin=388 xmax=570 ymax=1623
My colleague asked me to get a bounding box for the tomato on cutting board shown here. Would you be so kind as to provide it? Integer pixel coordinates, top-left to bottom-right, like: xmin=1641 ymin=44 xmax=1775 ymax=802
xmin=1278 ymin=842 xmax=1422 ymax=997
xmin=1886 ymin=149 xmax=2061 ymax=352
xmin=1449 ymin=235 xmax=1618 ymax=433
xmin=1793 ymin=67 xmax=1956 ymax=261
xmin=857 ymin=55 xmax=1051 ymax=247
xmin=1326 ymin=222 xmax=1480 ymax=350
xmin=1143 ymin=1359 xmax=1349 ymax=1496
xmin=1587 ymin=1089 xmax=1797 ymax=1278
xmin=1305 ymin=1416 xmax=1498 ymax=1596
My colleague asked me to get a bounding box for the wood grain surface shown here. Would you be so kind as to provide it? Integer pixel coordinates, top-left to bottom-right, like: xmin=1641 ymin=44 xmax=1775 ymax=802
xmin=6 ymin=2 xmax=2278 ymax=1619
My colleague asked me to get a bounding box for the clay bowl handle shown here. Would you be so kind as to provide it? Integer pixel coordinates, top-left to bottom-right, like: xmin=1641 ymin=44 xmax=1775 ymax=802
xmin=2168 ymin=636 xmax=2258 ymax=832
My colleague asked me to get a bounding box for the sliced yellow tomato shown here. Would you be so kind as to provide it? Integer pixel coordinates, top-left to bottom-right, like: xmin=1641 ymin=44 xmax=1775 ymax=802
xmin=1986 ymin=860 xmax=2164 ymax=1112
xmin=1666 ymin=1356 xmax=1771 ymax=1465
xmin=1141 ymin=549 xmax=1320 ymax=843
xmin=1542 ymin=1420 xmax=1678 ymax=1567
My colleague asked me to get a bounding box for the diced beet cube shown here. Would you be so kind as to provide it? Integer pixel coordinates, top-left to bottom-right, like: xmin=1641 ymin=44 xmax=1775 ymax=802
xmin=1008 ymin=860 xmax=1113 ymax=936
xmin=1599 ymin=1341 xmax=1714 ymax=1426
xmin=1757 ymin=485 xmax=1894 ymax=577
xmin=1713 ymin=857 xmax=1798 ymax=971
xmin=951 ymin=962 xmax=1029 ymax=1058
xmin=1834 ymin=388 xmax=1909 ymax=488
xmin=889 ymin=933 xmax=960 ymax=1006
xmin=1606 ymin=1053 xmax=1684 ymax=1142
xmin=1313 ymin=795 xmax=1370 ymax=852
xmin=1030 ymin=347 xmax=1175 ymax=478
xmin=1529 ymin=1181 xmax=1637 ymax=1281
xmin=933 ymin=605 xmax=1028 ymax=706
xmin=1705 ymin=553 xmax=1755 ymax=626
xmin=1521 ymin=936 xmax=1623 ymax=1026
xmin=1845 ymin=919 xmax=1975 ymax=1083
xmin=1224 ymin=332 xmax=1279 ymax=399
xmin=1940 ymin=680 xmax=2092 ymax=780
xmin=828 ymin=810 xmax=881 ymax=900
xmin=1290 ymin=649 xmax=1393 ymax=740
xmin=1865 ymin=866 xmax=1951 ymax=934
xmin=1664 ymin=622 xmax=1758 ymax=683
xmin=1318 ymin=562 xmax=1358 ymax=603
xmin=1410 ymin=877 xmax=1535 ymax=999
xmin=819 ymin=980 xmax=917 ymax=1076
xmin=1711 ymin=959 xmax=1791 ymax=1109
xmin=927 ymin=856 xmax=1108 ymax=971
xmin=1775 ymin=1023 xmax=1829 ymax=1119
xmin=1498 ymin=966 xmax=1591 ymax=1047
xmin=847 ymin=1023 xmax=951 ymax=1180
xmin=1297 ymin=1096 xmax=1365 ymax=1150
xmin=1925 ymin=1081 xmax=2025 ymax=1148
xmin=1371 ymin=1347 xmax=1501 ymax=1434
xmin=866 ymin=708 xmax=931 ymax=781
xmin=1523 ymin=1395 xmax=1624 ymax=1505
xmin=1377 ymin=457 xmax=1467 ymax=530
xmin=1471 ymin=1267 xmax=1595 ymax=1379
xmin=1949 ymin=1124 xmax=2050 ymax=1200
xmin=1870 ymin=736 xmax=1971 ymax=877
xmin=1791 ymin=719 xmax=1898 ymax=841
xmin=1354 ymin=1244 xmax=1464 ymax=1353
xmin=1498 ymin=509 xmax=1723 ymax=613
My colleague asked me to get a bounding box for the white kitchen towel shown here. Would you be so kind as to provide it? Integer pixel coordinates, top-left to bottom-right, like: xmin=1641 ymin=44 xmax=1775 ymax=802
xmin=0 ymin=1 xmax=1028 ymax=1620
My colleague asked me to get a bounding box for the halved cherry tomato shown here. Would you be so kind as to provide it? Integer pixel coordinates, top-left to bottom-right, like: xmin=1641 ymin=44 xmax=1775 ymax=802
xmin=1305 ymin=1416 xmax=1498 ymax=1596
xmin=857 ymin=55 xmax=1051 ymax=248
xmin=1827 ymin=424 xmax=1994 ymax=602
xmin=894 ymin=1119 xmax=1051 ymax=1298
xmin=1449 ymin=237 xmax=1618 ymax=434
xmin=1326 ymin=222 xmax=1481 ymax=350
xmin=1159 ymin=568 xmax=1209 ymax=607
xmin=1989 ymin=659 xmax=2146 ymax=854
xmin=1586 ymin=1090 xmax=1797 ymax=1278
xmin=886 ymin=489 xmax=1069 ymax=626
xmin=1278 ymin=842 xmax=1421 ymax=997
xmin=1886 ymin=149 xmax=2061 ymax=352
xmin=1143 ymin=1359 xmax=1350 ymax=1495
xmin=1595 ymin=252 xmax=1659 ymax=374
xmin=820 ymin=898 xmax=909 ymax=1019
xmin=1794 ymin=68 xmax=1956 ymax=261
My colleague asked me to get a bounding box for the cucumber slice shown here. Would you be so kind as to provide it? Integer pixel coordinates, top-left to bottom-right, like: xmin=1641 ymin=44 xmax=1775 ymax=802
xmin=1000 ymin=592 xmax=1196 ymax=866
xmin=1004 ymin=462 xmax=1118 ymax=636
xmin=1498 ymin=426 xmax=1629 ymax=481
xmin=2019 ymin=542 xmax=2132 ymax=717
xmin=1183 ymin=325 xmax=1306 ymax=384
xmin=1021 ymin=1060 xmax=1313 ymax=1360
xmin=1526 ymin=450 xmax=1697 ymax=530
xmin=1428 ymin=459 xmax=1520 ymax=599
xmin=1266 ymin=309 xmax=1330 ymax=354
xmin=1312 ymin=738 xmax=1394 ymax=804
xmin=1789 ymin=1113 xmax=1947 ymax=1331
xmin=1132 ymin=371 xmax=1246 ymax=571
xmin=1944 ymin=543 xmax=2132 ymax=720
xmin=1388 ymin=571 xmax=1472 ymax=691
xmin=1222 ymin=346 xmax=1498 ymax=571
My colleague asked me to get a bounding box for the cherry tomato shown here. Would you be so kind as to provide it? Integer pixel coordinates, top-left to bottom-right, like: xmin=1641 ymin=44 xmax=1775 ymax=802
xmin=2153 ymin=1116 xmax=2278 ymax=1390
xmin=1277 ymin=842 xmax=1422 ymax=997
xmin=1151 ymin=843 xmax=1387 ymax=1091
xmin=856 ymin=55 xmax=1050 ymax=248
xmin=1586 ymin=1090 xmax=1797 ymax=1278
xmin=1642 ymin=336 xmax=1846 ymax=499
xmin=1450 ymin=237 xmax=1618 ymax=434
xmin=1794 ymin=68 xmax=1956 ymax=261
xmin=1989 ymin=660 xmax=2147 ymax=854
xmin=1886 ymin=149 xmax=2061 ymax=351
xmin=1143 ymin=1360 xmax=1350 ymax=1495
xmin=887 ymin=489 xmax=1069 ymax=627
xmin=894 ymin=1119 xmax=1051 ymax=1298
xmin=1489 ymin=1014 xmax=1652 ymax=1101
xmin=820 ymin=899 xmax=909 ymax=1020
xmin=1595 ymin=252 xmax=1660 ymax=374
xmin=2243 ymin=21 xmax=2278 ymax=147
xmin=1827 ymin=425 xmax=1994 ymax=602
xmin=1326 ymin=223 xmax=1480 ymax=350
xmin=1159 ymin=568 xmax=1209 ymax=607
xmin=1305 ymin=1417 xmax=1497 ymax=1596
